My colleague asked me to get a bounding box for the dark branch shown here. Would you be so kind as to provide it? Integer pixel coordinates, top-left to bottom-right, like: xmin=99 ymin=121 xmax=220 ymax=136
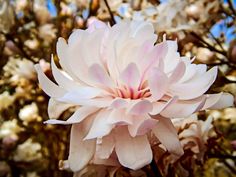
xmin=104 ymin=0 xmax=116 ymax=26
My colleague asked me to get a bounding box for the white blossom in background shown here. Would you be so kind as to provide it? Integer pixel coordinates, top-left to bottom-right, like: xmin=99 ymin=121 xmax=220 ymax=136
xmin=35 ymin=20 xmax=234 ymax=172
xmin=0 ymin=91 xmax=15 ymax=110
xmin=13 ymin=138 xmax=42 ymax=162
xmin=174 ymin=115 xmax=214 ymax=157
xmin=0 ymin=119 xmax=23 ymax=139
xmin=0 ymin=1 xmax=15 ymax=33
xmin=38 ymin=24 xmax=57 ymax=44
xmin=25 ymin=172 xmax=40 ymax=177
xmin=3 ymin=57 xmax=36 ymax=82
xmin=33 ymin=0 xmax=51 ymax=24
xmin=19 ymin=102 xmax=41 ymax=125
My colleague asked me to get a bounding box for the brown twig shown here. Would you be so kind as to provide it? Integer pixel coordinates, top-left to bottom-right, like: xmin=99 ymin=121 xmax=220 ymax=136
xmin=104 ymin=0 xmax=116 ymax=26
xmin=209 ymin=31 xmax=226 ymax=52
xmin=227 ymin=0 xmax=236 ymax=16
xmin=190 ymin=32 xmax=227 ymax=56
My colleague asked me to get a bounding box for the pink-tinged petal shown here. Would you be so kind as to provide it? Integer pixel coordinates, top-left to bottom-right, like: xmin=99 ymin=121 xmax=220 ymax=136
xmin=150 ymin=96 xmax=178 ymax=115
xmin=162 ymin=40 xmax=180 ymax=73
xmin=58 ymin=87 xmax=102 ymax=103
xmin=110 ymin=98 xmax=129 ymax=109
xmin=202 ymin=116 xmax=213 ymax=133
xmin=204 ymin=93 xmax=234 ymax=110
xmin=160 ymin=97 xmax=206 ymax=118
xmin=88 ymin=63 xmax=114 ymax=87
xmin=87 ymin=19 xmax=107 ymax=33
xmin=47 ymin=98 xmax=73 ymax=119
xmin=68 ymin=123 xmax=96 ymax=172
xmin=127 ymin=100 xmax=153 ymax=115
xmin=169 ymin=66 xmax=218 ymax=100
xmin=139 ymin=42 xmax=167 ymax=84
xmin=96 ymin=133 xmax=115 ymax=159
xmin=63 ymin=97 xmax=112 ymax=107
xmin=120 ymin=63 xmax=140 ymax=89
xmin=35 ymin=64 xmax=66 ymax=98
xmin=45 ymin=106 xmax=99 ymax=124
xmin=108 ymin=109 xmax=133 ymax=125
xmin=92 ymin=152 xmax=120 ymax=166
xmin=84 ymin=109 xmax=113 ymax=140
xmin=115 ymin=127 xmax=152 ymax=170
xmin=152 ymin=116 xmax=184 ymax=156
xmin=51 ymin=56 xmax=81 ymax=90
xmin=168 ymin=61 xmax=186 ymax=84
xmin=148 ymin=68 xmax=168 ymax=101
xmin=128 ymin=115 xmax=158 ymax=137
xmin=130 ymin=21 xmax=156 ymax=44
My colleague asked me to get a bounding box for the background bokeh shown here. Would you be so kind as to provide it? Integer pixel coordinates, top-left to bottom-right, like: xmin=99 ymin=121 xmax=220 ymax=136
xmin=0 ymin=0 xmax=235 ymax=177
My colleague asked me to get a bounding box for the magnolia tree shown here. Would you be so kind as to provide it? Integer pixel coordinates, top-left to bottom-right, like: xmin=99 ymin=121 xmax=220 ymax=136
xmin=0 ymin=0 xmax=235 ymax=177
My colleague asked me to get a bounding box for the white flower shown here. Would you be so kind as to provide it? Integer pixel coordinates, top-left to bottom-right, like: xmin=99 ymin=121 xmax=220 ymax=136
xmin=35 ymin=20 xmax=234 ymax=171
xmin=3 ymin=57 xmax=36 ymax=82
xmin=0 ymin=91 xmax=15 ymax=110
xmin=38 ymin=24 xmax=57 ymax=43
xmin=19 ymin=102 xmax=41 ymax=124
xmin=0 ymin=1 xmax=15 ymax=33
xmin=13 ymin=138 xmax=42 ymax=162
xmin=0 ymin=119 xmax=22 ymax=139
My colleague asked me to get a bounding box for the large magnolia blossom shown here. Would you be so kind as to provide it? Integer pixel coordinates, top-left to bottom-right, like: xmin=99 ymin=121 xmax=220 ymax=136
xmin=35 ymin=20 xmax=233 ymax=171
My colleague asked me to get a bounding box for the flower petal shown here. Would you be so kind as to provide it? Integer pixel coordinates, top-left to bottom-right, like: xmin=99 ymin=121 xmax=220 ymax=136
xmin=68 ymin=122 xmax=96 ymax=172
xmin=127 ymin=100 xmax=153 ymax=115
xmin=35 ymin=64 xmax=66 ymax=98
xmin=168 ymin=61 xmax=186 ymax=84
xmin=150 ymin=96 xmax=178 ymax=115
xmin=108 ymin=109 xmax=133 ymax=125
xmin=148 ymin=68 xmax=169 ymax=101
xmin=128 ymin=115 xmax=158 ymax=137
xmin=58 ymin=87 xmax=102 ymax=103
xmin=115 ymin=127 xmax=152 ymax=170
xmin=152 ymin=116 xmax=183 ymax=156
xmin=96 ymin=133 xmax=115 ymax=159
xmin=88 ymin=63 xmax=114 ymax=88
xmin=204 ymin=92 xmax=234 ymax=110
xmin=47 ymin=98 xmax=73 ymax=119
xmin=120 ymin=63 xmax=140 ymax=89
xmin=160 ymin=96 xmax=206 ymax=118
xmin=169 ymin=66 xmax=218 ymax=100
xmin=84 ymin=109 xmax=113 ymax=140
xmin=45 ymin=106 xmax=99 ymax=124
xmin=110 ymin=98 xmax=129 ymax=109
xmin=51 ymin=56 xmax=81 ymax=90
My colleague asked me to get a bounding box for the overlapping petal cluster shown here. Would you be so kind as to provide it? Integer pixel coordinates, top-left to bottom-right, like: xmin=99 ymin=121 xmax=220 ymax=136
xmin=35 ymin=20 xmax=233 ymax=171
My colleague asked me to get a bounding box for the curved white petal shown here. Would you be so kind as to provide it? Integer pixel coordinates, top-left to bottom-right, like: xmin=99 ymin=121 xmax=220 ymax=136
xmin=204 ymin=93 xmax=234 ymax=110
xmin=88 ymin=63 xmax=114 ymax=87
xmin=108 ymin=109 xmax=133 ymax=125
xmin=148 ymin=68 xmax=169 ymax=101
xmin=51 ymin=56 xmax=81 ymax=90
xmin=169 ymin=66 xmax=218 ymax=100
xmin=96 ymin=133 xmax=115 ymax=159
xmin=128 ymin=115 xmax=158 ymax=137
xmin=48 ymin=98 xmax=73 ymax=119
xmin=150 ymin=96 xmax=178 ymax=115
xmin=152 ymin=116 xmax=183 ymax=156
xmin=127 ymin=99 xmax=153 ymax=115
xmin=45 ymin=106 xmax=99 ymax=124
xmin=115 ymin=127 xmax=152 ymax=170
xmin=160 ymin=96 xmax=206 ymax=118
xmin=84 ymin=109 xmax=113 ymax=140
xmin=35 ymin=64 xmax=66 ymax=98
xmin=120 ymin=63 xmax=140 ymax=89
xmin=68 ymin=123 xmax=96 ymax=172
